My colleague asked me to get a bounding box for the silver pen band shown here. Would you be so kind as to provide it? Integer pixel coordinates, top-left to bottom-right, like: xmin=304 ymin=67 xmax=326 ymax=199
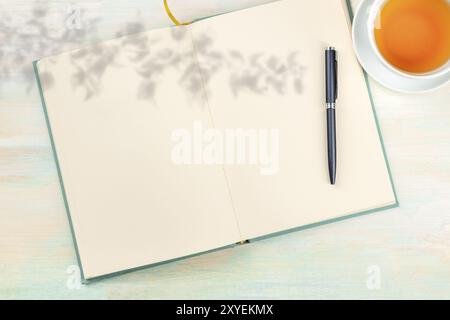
xmin=326 ymin=102 xmax=336 ymax=109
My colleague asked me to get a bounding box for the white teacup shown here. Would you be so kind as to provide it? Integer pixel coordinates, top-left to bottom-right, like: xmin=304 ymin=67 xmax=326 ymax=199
xmin=367 ymin=0 xmax=450 ymax=80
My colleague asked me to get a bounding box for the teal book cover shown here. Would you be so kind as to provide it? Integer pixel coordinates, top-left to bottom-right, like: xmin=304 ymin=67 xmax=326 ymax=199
xmin=33 ymin=0 xmax=398 ymax=283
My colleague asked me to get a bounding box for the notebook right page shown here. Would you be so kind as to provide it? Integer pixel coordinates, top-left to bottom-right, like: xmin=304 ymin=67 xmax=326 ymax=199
xmin=191 ymin=0 xmax=396 ymax=240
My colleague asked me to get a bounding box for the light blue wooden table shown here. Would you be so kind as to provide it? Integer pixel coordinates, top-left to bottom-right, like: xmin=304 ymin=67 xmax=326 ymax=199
xmin=1 ymin=0 xmax=449 ymax=299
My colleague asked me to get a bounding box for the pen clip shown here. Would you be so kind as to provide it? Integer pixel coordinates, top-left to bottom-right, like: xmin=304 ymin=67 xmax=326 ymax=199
xmin=334 ymin=54 xmax=338 ymax=101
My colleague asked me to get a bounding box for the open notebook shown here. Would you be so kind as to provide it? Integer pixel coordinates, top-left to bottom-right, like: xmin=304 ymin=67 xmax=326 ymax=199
xmin=34 ymin=0 xmax=397 ymax=281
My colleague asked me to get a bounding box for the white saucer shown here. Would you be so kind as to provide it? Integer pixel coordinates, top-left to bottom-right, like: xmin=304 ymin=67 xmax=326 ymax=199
xmin=352 ymin=0 xmax=450 ymax=93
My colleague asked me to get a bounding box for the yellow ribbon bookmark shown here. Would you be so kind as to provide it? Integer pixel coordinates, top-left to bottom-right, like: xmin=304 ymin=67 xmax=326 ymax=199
xmin=163 ymin=0 xmax=192 ymax=26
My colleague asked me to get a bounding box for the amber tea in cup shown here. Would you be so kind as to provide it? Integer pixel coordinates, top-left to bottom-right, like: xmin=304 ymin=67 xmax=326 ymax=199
xmin=373 ymin=0 xmax=450 ymax=75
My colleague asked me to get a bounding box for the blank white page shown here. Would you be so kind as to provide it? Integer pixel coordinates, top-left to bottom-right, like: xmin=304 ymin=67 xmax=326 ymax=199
xmin=36 ymin=26 xmax=241 ymax=280
xmin=191 ymin=0 xmax=396 ymax=240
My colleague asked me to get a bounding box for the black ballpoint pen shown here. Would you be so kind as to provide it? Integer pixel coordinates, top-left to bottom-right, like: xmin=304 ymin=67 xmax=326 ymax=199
xmin=325 ymin=47 xmax=337 ymax=185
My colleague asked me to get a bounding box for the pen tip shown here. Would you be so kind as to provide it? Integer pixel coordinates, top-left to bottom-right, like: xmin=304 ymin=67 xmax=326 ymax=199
xmin=330 ymin=175 xmax=336 ymax=185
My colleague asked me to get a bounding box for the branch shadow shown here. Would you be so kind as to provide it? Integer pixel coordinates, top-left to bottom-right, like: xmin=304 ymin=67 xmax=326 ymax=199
xmin=63 ymin=25 xmax=306 ymax=105
xmin=1 ymin=2 xmax=306 ymax=104
xmin=0 ymin=2 xmax=100 ymax=94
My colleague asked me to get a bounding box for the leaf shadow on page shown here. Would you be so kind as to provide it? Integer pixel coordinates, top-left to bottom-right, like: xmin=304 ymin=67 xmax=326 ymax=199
xmin=45 ymin=23 xmax=306 ymax=104
xmin=193 ymin=33 xmax=306 ymax=99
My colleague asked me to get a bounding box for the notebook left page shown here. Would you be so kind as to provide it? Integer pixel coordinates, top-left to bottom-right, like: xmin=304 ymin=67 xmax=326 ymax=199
xmin=35 ymin=26 xmax=241 ymax=280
